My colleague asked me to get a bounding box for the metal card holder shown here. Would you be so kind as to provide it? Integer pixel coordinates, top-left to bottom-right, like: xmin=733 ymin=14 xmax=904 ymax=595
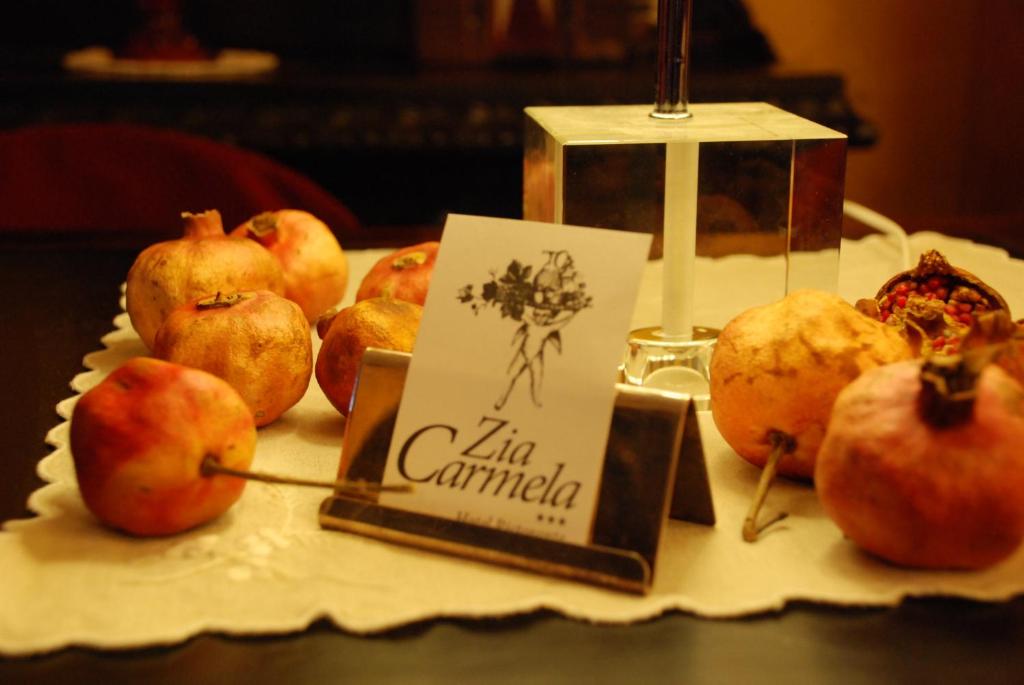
xmin=319 ymin=348 xmax=714 ymax=594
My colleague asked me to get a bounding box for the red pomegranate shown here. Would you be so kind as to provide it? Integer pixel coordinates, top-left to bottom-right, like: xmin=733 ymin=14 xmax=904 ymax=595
xmin=70 ymin=357 xmax=256 ymax=536
xmin=355 ymin=241 xmax=439 ymax=306
xmin=232 ymin=209 xmax=349 ymax=323
xmin=816 ymin=352 xmax=1024 ymax=569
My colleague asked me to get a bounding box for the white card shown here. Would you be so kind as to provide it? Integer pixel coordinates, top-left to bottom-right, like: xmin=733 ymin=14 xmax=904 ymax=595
xmin=379 ymin=214 xmax=652 ymax=545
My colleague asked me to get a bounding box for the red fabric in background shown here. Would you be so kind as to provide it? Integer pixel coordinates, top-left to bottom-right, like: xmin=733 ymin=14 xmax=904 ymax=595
xmin=0 ymin=123 xmax=362 ymax=238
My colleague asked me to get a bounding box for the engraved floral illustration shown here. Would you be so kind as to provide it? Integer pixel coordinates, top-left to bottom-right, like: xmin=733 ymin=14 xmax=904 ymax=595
xmin=458 ymin=250 xmax=593 ymax=409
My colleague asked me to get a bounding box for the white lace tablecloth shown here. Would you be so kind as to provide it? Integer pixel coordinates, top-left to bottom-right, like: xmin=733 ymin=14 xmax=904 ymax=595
xmin=3 ymin=232 xmax=1023 ymax=656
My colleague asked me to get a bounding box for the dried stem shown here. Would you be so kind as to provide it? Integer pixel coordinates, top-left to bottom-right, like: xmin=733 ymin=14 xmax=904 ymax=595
xmin=196 ymin=291 xmax=251 ymax=310
xmin=200 ymin=455 xmax=412 ymax=497
xmin=917 ymin=345 xmax=1003 ymax=428
xmin=742 ymin=431 xmax=795 ymax=543
xmin=249 ymin=211 xmax=279 ymax=237
xmin=181 ymin=209 xmax=225 ymax=239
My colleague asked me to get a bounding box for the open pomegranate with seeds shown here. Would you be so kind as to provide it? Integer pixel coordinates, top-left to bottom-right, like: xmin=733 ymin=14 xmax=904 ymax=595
xmin=957 ymin=310 xmax=1024 ymax=388
xmin=857 ymin=250 xmax=1010 ymax=356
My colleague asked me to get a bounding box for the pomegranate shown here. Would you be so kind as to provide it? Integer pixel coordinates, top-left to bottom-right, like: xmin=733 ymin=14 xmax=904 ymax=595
xmin=315 ymin=306 xmax=340 ymax=340
xmin=961 ymin=312 xmax=1024 ymax=387
xmin=999 ymin=323 xmax=1024 ymax=386
xmin=126 ymin=210 xmax=284 ymax=350
xmin=153 ymin=290 xmax=312 ymax=427
xmin=857 ymin=250 xmax=1010 ymax=356
xmin=816 ymin=351 xmax=1024 ymax=569
xmin=316 ymin=297 xmax=422 ymax=416
xmin=70 ymin=357 xmax=256 ymax=536
xmin=355 ymin=241 xmax=439 ymax=306
xmin=232 ymin=209 xmax=349 ymax=323
xmin=710 ymin=289 xmax=913 ymax=541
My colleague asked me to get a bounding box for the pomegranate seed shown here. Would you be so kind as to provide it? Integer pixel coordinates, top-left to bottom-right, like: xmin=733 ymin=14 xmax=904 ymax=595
xmin=934 ymin=287 xmax=949 ymax=300
xmin=918 ymin=282 xmax=930 ymax=293
xmin=881 ymin=311 xmax=891 ymax=322
xmin=896 ymin=295 xmax=908 ymax=308
xmin=944 ymin=304 xmax=958 ymax=315
xmin=925 ymin=292 xmax=936 ymax=300
xmin=958 ymin=302 xmax=973 ymax=313
xmin=895 ymin=282 xmax=910 ymax=294
xmin=887 ymin=292 xmax=898 ymax=303
xmin=927 ymin=276 xmax=944 ymax=290
xmin=932 ymin=336 xmax=946 ymax=349
xmin=958 ymin=313 xmax=973 ymax=325
xmin=906 ymin=280 xmax=919 ymax=292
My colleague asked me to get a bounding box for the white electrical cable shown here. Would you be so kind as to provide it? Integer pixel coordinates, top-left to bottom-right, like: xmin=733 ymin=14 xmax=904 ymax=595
xmin=843 ymin=199 xmax=911 ymax=270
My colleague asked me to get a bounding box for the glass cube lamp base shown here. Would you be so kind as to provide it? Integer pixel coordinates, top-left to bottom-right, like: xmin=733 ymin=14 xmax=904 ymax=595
xmin=623 ymin=326 xmax=718 ymax=409
xmin=524 ymin=103 xmax=848 ymax=327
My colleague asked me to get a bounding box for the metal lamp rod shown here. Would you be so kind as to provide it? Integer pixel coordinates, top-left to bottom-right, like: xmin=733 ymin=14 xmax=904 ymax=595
xmin=651 ymin=0 xmax=693 ymax=119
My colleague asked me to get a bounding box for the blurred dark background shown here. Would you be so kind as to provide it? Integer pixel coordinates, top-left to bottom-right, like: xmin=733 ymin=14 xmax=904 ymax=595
xmin=1 ymin=0 xmax=875 ymax=238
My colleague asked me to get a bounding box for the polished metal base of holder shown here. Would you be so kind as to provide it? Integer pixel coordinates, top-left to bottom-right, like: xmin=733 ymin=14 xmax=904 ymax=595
xmin=320 ymin=347 xmax=715 ymax=595
xmin=623 ymin=326 xmax=718 ymax=408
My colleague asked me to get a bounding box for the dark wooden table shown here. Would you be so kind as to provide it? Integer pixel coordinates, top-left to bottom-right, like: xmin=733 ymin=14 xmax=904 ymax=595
xmin=3 ymin=239 xmax=1023 ymax=683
